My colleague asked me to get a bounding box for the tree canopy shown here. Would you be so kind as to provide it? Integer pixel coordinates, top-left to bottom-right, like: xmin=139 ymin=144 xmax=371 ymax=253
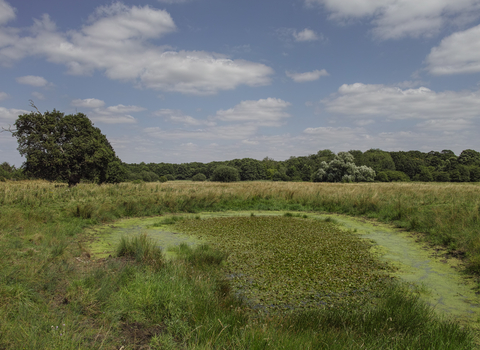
xmin=12 ymin=108 xmax=125 ymax=186
xmin=313 ymin=152 xmax=376 ymax=183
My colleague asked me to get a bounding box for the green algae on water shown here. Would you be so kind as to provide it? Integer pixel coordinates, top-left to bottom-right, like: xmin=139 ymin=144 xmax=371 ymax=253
xmin=174 ymin=216 xmax=392 ymax=312
xmin=85 ymin=216 xmax=202 ymax=260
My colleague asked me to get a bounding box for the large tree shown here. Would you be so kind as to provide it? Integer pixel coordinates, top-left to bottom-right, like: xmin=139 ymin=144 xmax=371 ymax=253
xmin=12 ymin=108 xmax=125 ymax=186
xmin=313 ymin=152 xmax=376 ymax=183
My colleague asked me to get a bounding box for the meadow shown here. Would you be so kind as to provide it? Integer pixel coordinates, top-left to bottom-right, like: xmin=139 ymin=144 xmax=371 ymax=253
xmin=0 ymin=180 xmax=479 ymax=349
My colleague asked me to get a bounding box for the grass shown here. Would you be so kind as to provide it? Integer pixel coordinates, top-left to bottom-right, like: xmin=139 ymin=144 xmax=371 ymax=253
xmin=0 ymin=179 xmax=478 ymax=348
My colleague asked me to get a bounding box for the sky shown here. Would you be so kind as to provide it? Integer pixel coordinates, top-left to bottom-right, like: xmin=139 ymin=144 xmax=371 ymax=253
xmin=1 ymin=0 xmax=480 ymax=166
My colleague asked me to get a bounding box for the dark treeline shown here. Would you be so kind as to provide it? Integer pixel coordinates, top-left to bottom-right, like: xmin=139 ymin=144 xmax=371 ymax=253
xmin=2 ymin=148 xmax=478 ymax=183
xmin=123 ymin=148 xmax=480 ymax=183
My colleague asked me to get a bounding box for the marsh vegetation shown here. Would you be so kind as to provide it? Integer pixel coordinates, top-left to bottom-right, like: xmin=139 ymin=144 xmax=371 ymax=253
xmin=0 ymin=180 xmax=479 ymax=348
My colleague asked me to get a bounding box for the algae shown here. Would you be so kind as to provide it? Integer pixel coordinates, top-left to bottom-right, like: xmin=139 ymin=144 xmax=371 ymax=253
xmin=86 ymin=210 xmax=480 ymax=326
xmin=85 ymin=215 xmax=202 ymax=260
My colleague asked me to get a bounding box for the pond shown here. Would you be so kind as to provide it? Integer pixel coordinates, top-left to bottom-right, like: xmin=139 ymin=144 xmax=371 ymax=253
xmin=86 ymin=211 xmax=480 ymax=325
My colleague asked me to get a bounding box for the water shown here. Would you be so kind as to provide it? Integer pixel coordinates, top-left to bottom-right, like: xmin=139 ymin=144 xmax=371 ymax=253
xmin=87 ymin=211 xmax=480 ymax=325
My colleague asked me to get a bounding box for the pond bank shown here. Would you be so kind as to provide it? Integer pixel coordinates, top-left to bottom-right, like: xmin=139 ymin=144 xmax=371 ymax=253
xmin=86 ymin=210 xmax=480 ymax=326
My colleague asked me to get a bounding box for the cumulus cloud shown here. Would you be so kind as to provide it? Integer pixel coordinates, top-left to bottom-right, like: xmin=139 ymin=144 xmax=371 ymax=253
xmin=31 ymin=91 xmax=45 ymax=100
xmin=305 ymin=0 xmax=480 ymax=40
xmin=214 ymin=98 xmax=291 ymax=126
xmin=144 ymin=98 xmax=291 ymax=143
xmin=154 ymin=109 xmax=215 ymax=126
xmin=144 ymin=124 xmax=258 ymax=141
xmin=0 ymin=0 xmax=15 ymax=25
xmin=16 ymin=75 xmax=49 ymax=87
xmin=71 ymin=98 xmax=144 ymax=124
xmin=0 ymin=106 xmax=28 ymax=123
xmin=286 ymin=69 xmax=329 ymax=82
xmin=293 ymin=28 xmax=320 ymax=42
xmin=71 ymin=98 xmax=105 ymax=108
xmin=322 ymin=83 xmax=480 ymax=124
xmin=426 ymin=24 xmax=480 ymax=75
xmin=0 ymin=3 xmax=273 ymax=95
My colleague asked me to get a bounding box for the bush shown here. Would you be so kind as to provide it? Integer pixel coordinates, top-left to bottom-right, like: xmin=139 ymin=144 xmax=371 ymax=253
xmin=383 ymin=170 xmax=410 ymax=182
xmin=376 ymin=172 xmax=389 ymax=182
xmin=211 ymin=166 xmax=240 ymax=182
xmin=165 ymin=174 xmax=175 ymax=181
xmin=192 ymin=173 xmax=207 ymax=182
xmin=434 ymin=171 xmax=450 ymax=182
xmin=159 ymin=175 xmax=168 ymax=183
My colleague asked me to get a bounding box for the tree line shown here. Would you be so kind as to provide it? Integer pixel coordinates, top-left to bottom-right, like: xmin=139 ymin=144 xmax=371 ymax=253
xmin=123 ymin=148 xmax=480 ymax=183
xmin=2 ymin=108 xmax=479 ymax=184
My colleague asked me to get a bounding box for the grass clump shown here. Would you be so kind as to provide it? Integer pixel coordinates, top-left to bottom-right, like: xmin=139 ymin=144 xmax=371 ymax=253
xmin=117 ymin=233 xmax=164 ymax=269
xmin=169 ymin=243 xmax=229 ymax=267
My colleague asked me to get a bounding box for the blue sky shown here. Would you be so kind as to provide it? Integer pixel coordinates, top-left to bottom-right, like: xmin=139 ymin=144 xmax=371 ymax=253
xmin=1 ymin=0 xmax=480 ymax=166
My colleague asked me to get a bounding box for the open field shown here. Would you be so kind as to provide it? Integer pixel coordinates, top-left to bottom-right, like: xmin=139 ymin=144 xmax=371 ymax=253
xmin=0 ymin=180 xmax=479 ymax=348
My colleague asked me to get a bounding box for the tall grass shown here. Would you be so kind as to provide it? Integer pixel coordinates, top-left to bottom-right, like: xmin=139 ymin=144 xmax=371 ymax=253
xmin=0 ymin=180 xmax=478 ymax=348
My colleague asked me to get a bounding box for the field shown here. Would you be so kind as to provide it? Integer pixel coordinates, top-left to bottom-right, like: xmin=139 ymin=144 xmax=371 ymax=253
xmin=1 ymin=180 xmax=479 ymax=349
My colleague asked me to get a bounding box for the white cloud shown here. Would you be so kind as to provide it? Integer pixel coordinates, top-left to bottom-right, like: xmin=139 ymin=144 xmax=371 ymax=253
xmin=0 ymin=4 xmax=273 ymax=95
xmin=0 ymin=107 xmax=28 ymax=123
xmin=293 ymin=28 xmax=319 ymax=42
xmin=31 ymin=91 xmax=45 ymax=100
xmin=214 ymin=98 xmax=291 ymax=126
xmin=306 ymin=0 xmax=480 ymax=40
xmin=0 ymin=92 xmax=8 ymax=100
xmin=71 ymin=98 xmax=105 ymax=108
xmin=286 ymin=69 xmax=329 ymax=82
xmin=154 ymin=109 xmax=215 ymax=126
xmin=143 ymin=98 xmax=291 ymax=144
xmin=0 ymin=0 xmax=15 ymax=26
xmin=73 ymin=101 xmax=144 ymax=124
xmin=322 ymin=83 xmax=480 ymax=121
xmin=144 ymin=124 xmax=258 ymax=140
xmin=426 ymin=24 xmax=480 ymax=75
xmin=16 ymin=75 xmax=49 ymax=87
xmin=416 ymin=118 xmax=473 ymax=131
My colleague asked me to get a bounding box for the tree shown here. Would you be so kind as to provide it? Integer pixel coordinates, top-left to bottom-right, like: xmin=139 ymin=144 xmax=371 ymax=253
xmin=313 ymin=152 xmax=375 ymax=183
xmin=362 ymin=149 xmax=395 ymax=173
xmin=210 ymin=165 xmax=240 ymax=182
xmin=12 ymin=107 xmax=124 ymax=186
xmin=458 ymin=149 xmax=480 ymax=167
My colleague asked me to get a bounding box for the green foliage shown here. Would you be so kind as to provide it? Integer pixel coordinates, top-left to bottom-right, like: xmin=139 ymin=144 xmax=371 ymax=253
xmin=313 ymin=152 xmax=376 ymax=182
xmin=192 ymin=173 xmax=207 ymax=181
xmin=414 ymin=166 xmax=434 ymax=182
xmin=165 ymin=174 xmax=175 ymax=181
xmin=12 ymin=109 xmax=122 ymax=186
xmin=434 ymin=171 xmax=451 ymax=182
xmin=159 ymin=175 xmax=168 ymax=183
xmin=211 ymin=165 xmax=240 ymax=182
xmin=458 ymin=149 xmax=480 ymax=166
xmin=362 ymin=149 xmax=396 ymax=173
xmin=376 ymin=171 xmax=389 ymax=182
xmin=117 ymin=233 xmax=164 ymax=269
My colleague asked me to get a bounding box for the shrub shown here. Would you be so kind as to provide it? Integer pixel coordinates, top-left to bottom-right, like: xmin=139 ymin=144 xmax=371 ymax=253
xmin=434 ymin=171 xmax=450 ymax=182
xmin=211 ymin=165 xmax=240 ymax=182
xmin=383 ymin=170 xmax=410 ymax=182
xmin=376 ymin=172 xmax=389 ymax=182
xmin=165 ymin=174 xmax=175 ymax=181
xmin=192 ymin=173 xmax=207 ymax=182
xmin=159 ymin=175 xmax=168 ymax=183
